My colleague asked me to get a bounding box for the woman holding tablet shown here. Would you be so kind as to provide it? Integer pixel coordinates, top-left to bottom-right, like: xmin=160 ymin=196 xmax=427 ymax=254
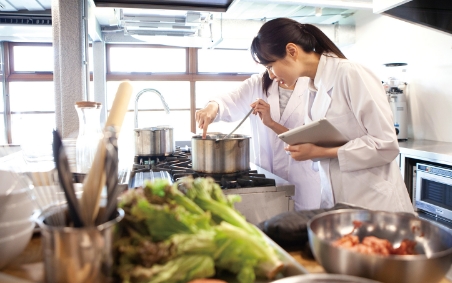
xmin=250 ymin=18 xmax=413 ymax=213
xmin=195 ymin=70 xmax=322 ymax=211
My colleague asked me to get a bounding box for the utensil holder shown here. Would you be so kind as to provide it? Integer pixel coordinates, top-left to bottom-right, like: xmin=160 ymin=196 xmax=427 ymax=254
xmin=36 ymin=205 xmax=124 ymax=283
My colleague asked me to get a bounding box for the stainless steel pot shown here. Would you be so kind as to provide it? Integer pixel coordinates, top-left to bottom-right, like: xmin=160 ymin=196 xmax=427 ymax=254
xmin=134 ymin=126 xmax=174 ymax=156
xmin=133 ymin=88 xmax=174 ymax=156
xmin=191 ymin=134 xmax=250 ymax=174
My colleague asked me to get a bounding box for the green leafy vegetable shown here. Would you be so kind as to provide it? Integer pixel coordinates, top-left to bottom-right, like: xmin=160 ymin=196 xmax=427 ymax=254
xmin=114 ymin=176 xmax=283 ymax=283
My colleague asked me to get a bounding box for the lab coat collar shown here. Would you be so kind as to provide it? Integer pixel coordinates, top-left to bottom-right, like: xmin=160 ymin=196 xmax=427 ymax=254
xmin=267 ymin=81 xmax=281 ymax=122
xmin=305 ymin=54 xmax=339 ymax=208
xmin=307 ymin=54 xmax=338 ymax=122
xmin=280 ymin=78 xmax=308 ymax=125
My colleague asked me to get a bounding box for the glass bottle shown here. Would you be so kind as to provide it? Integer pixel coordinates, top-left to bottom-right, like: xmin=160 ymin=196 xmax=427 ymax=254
xmin=75 ymin=101 xmax=102 ymax=173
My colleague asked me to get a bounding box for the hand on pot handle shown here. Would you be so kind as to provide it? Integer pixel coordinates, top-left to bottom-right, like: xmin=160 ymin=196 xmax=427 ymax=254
xmin=195 ymin=101 xmax=219 ymax=139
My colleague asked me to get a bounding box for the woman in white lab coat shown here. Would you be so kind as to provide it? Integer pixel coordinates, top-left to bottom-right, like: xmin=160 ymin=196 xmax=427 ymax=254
xmin=195 ymin=71 xmax=322 ymax=210
xmin=250 ymin=18 xmax=414 ymax=213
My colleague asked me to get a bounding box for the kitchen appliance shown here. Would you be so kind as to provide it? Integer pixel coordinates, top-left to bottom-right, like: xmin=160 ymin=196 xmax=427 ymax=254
xmin=129 ymin=147 xmax=295 ymax=225
xmin=307 ymin=209 xmax=452 ymax=283
xmin=415 ymin=163 xmax=452 ymax=223
xmin=191 ymin=134 xmax=250 ymax=174
xmin=134 ymin=88 xmax=174 ymax=156
xmin=383 ymin=63 xmax=408 ymax=141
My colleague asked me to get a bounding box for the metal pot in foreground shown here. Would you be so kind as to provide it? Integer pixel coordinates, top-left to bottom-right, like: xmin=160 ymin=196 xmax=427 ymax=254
xmin=191 ymin=134 xmax=250 ymax=174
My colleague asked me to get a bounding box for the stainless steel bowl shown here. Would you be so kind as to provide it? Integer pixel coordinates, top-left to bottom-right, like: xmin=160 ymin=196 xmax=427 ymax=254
xmin=271 ymin=274 xmax=381 ymax=283
xmin=307 ymin=209 xmax=452 ymax=283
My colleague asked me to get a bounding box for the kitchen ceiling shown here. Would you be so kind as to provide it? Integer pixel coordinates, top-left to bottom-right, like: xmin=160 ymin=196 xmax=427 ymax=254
xmin=0 ymin=0 xmax=372 ymax=44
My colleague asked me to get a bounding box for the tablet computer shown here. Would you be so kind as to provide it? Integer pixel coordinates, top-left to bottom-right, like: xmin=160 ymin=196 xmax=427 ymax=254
xmin=278 ymin=118 xmax=348 ymax=147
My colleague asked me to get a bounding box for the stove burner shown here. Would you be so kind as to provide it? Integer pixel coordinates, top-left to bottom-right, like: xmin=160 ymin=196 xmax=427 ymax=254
xmin=130 ymin=148 xmax=276 ymax=189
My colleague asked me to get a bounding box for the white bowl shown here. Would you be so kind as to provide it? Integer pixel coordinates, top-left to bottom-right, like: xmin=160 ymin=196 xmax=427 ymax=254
xmin=0 ymin=221 xmax=34 ymax=270
xmin=0 ymin=170 xmax=17 ymax=195
xmin=0 ymin=218 xmax=34 ymax=238
xmin=0 ymin=195 xmax=35 ymax=223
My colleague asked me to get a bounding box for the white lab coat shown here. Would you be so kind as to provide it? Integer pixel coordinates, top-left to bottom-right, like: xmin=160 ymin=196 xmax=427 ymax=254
xmin=212 ymin=73 xmax=322 ymax=210
xmin=305 ymin=54 xmax=414 ymax=213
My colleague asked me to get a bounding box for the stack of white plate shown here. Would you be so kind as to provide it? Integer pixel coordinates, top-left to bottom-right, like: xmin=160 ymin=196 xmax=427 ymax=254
xmin=0 ymin=171 xmax=35 ymax=270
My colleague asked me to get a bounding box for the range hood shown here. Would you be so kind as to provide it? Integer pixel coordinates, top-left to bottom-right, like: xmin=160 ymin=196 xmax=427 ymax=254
xmin=382 ymin=0 xmax=452 ymax=35
xmin=93 ymin=0 xmax=235 ymax=12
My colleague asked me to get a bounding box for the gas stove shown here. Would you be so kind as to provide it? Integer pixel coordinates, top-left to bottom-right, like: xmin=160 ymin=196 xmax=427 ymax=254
xmin=131 ymin=148 xmax=277 ymax=189
xmin=129 ymin=147 xmax=295 ymax=224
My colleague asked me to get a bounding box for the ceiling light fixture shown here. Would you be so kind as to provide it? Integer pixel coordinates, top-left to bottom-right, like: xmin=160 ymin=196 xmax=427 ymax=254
xmin=315 ymin=7 xmax=323 ymax=17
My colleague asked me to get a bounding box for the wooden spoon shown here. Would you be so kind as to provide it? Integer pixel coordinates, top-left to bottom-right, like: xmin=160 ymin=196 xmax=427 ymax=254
xmin=80 ymin=81 xmax=133 ymax=226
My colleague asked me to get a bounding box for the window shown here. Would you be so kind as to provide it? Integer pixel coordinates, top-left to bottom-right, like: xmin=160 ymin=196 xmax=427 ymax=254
xmin=2 ymin=43 xmax=96 ymax=145
xmin=13 ymin=45 xmax=53 ymax=72
xmin=109 ymin=46 xmax=186 ymax=73
xmin=9 ymin=81 xmax=55 ymax=144
xmin=198 ymin=49 xmax=264 ymax=73
xmin=5 ymin=44 xmax=54 ymax=145
xmin=195 ymin=81 xmax=251 ymax=135
xmin=1 ymin=43 xmax=261 ymax=146
xmin=107 ymin=46 xmax=258 ymax=141
xmin=107 ymin=80 xmax=191 ymax=136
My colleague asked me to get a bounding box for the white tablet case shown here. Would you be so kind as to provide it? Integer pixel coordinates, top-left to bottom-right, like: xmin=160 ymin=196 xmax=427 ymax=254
xmin=278 ymin=119 xmax=348 ymax=147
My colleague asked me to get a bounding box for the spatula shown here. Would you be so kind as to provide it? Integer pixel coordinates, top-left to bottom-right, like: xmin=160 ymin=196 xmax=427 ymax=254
xmin=216 ymin=107 xmax=254 ymax=142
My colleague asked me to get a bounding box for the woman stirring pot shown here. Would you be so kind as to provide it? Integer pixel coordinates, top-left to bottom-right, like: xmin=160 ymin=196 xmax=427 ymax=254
xmin=195 ymin=70 xmax=322 ymax=211
xmin=250 ymin=18 xmax=413 ymax=213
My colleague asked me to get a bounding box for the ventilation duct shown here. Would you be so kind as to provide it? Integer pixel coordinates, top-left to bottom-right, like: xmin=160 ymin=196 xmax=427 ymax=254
xmin=121 ymin=10 xmax=208 ymax=37
xmin=93 ymin=0 xmax=234 ymax=12
xmin=0 ymin=13 xmax=51 ymax=25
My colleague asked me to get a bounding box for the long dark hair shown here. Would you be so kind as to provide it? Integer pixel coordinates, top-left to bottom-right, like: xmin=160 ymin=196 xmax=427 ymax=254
xmin=251 ymin=18 xmax=346 ymax=65
xmin=262 ymin=70 xmax=273 ymax=96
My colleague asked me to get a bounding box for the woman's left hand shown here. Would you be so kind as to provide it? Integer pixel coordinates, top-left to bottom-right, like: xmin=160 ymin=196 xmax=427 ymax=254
xmin=250 ymin=99 xmax=274 ymax=127
xmin=285 ymin=143 xmax=340 ymax=161
xmin=285 ymin=143 xmax=317 ymax=161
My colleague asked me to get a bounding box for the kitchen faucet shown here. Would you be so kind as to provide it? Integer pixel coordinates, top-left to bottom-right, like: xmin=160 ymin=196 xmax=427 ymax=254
xmin=134 ymin=88 xmax=170 ymax=128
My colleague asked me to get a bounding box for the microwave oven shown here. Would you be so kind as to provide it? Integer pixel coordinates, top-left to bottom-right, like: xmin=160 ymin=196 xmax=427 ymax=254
xmin=415 ymin=163 xmax=452 ymax=222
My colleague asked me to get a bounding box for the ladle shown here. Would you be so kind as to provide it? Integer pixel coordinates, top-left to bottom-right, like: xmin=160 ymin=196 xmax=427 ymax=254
xmin=216 ymin=107 xmax=254 ymax=142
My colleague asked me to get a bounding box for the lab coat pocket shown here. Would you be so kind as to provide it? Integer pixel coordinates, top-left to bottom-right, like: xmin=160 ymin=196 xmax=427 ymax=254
xmin=340 ymin=169 xmax=396 ymax=211
xmin=370 ymin=180 xmax=393 ymax=197
xmin=366 ymin=166 xmax=394 ymax=197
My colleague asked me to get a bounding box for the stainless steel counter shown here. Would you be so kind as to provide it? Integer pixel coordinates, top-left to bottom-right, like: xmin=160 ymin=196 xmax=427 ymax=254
xmin=398 ymin=139 xmax=452 ymax=165
xmin=222 ymin=163 xmax=295 ymax=225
